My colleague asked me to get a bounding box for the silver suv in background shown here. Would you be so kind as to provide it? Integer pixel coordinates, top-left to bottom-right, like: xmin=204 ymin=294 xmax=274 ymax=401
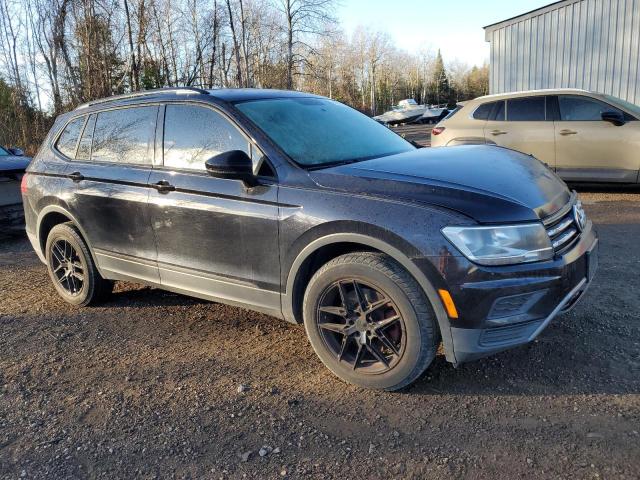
xmin=431 ymin=89 xmax=640 ymax=183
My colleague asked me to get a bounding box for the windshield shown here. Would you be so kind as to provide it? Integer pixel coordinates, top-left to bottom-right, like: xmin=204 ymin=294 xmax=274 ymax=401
xmin=602 ymin=94 xmax=640 ymax=118
xmin=0 ymin=146 xmax=8 ymax=156
xmin=234 ymin=97 xmax=414 ymax=167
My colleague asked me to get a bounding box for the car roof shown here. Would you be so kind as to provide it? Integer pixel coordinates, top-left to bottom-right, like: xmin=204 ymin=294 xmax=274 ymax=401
xmin=207 ymin=88 xmax=323 ymax=102
xmin=73 ymin=87 xmax=323 ymax=114
xmin=472 ymin=88 xmax=597 ymax=103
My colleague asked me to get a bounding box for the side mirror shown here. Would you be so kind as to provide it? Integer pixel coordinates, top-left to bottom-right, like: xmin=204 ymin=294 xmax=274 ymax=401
xmin=601 ymin=111 xmax=625 ymax=126
xmin=205 ymin=150 xmax=258 ymax=187
xmin=8 ymin=147 xmax=24 ymax=156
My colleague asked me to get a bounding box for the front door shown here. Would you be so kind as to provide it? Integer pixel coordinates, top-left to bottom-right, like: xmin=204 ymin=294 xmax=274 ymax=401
xmin=58 ymin=106 xmax=160 ymax=283
xmin=553 ymin=95 xmax=640 ymax=182
xmin=148 ymin=103 xmax=281 ymax=314
xmin=484 ymin=96 xmax=556 ymax=168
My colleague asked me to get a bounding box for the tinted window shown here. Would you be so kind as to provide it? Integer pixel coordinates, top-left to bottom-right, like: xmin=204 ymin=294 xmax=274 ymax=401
xmin=92 ymin=106 xmax=157 ymax=164
xmin=558 ymin=96 xmax=622 ymax=121
xmin=235 ymin=97 xmax=414 ymax=167
xmin=602 ymin=94 xmax=640 ymax=119
xmin=472 ymin=103 xmax=493 ymax=120
xmin=76 ymin=114 xmax=96 ymax=161
xmin=163 ymin=105 xmax=249 ymax=171
xmin=507 ymin=97 xmax=545 ymax=121
xmin=443 ymin=105 xmax=462 ymax=120
xmin=492 ymin=101 xmax=505 ymax=121
xmin=56 ymin=117 xmax=85 ymax=158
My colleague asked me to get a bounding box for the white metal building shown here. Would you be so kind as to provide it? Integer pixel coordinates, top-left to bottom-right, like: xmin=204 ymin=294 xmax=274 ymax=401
xmin=484 ymin=0 xmax=640 ymax=104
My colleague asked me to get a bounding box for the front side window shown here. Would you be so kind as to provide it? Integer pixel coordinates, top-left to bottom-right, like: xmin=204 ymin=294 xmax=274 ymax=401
xmin=558 ymin=96 xmax=622 ymax=121
xmin=601 ymin=94 xmax=640 ymax=119
xmin=92 ymin=106 xmax=157 ymax=164
xmin=56 ymin=116 xmax=86 ymax=158
xmin=163 ymin=104 xmax=249 ymax=171
xmin=0 ymin=146 xmax=9 ymax=156
xmin=507 ymin=97 xmax=546 ymax=121
xmin=235 ymin=97 xmax=414 ymax=167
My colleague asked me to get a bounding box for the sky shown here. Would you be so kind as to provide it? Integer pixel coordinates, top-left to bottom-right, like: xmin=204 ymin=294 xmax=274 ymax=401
xmin=338 ymin=0 xmax=553 ymax=66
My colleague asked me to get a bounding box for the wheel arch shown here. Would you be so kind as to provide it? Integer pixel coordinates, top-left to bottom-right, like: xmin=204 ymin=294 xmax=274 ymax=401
xmin=283 ymin=232 xmax=455 ymax=362
xmin=36 ymin=205 xmax=104 ymax=277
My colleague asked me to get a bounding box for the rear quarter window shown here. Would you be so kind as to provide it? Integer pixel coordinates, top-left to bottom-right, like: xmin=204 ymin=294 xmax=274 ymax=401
xmin=55 ymin=117 xmax=86 ymax=158
xmin=472 ymin=103 xmax=493 ymax=120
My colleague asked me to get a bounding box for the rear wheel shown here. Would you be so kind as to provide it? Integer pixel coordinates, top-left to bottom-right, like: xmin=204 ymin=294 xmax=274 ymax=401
xmin=303 ymin=252 xmax=438 ymax=390
xmin=45 ymin=223 xmax=113 ymax=306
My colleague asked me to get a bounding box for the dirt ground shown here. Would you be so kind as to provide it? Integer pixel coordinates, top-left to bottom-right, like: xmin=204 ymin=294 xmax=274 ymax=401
xmin=1 ymin=188 xmax=639 ymax=480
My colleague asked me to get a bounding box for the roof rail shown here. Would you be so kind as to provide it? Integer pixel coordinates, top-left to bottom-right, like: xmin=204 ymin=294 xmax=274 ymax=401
xmin=76 ymin=87 xmax=209 ymax=110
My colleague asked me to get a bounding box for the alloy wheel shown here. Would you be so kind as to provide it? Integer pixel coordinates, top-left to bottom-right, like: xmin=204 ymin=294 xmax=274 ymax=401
xmin=316 ymin=278 xmax=406 ymax=374
xmin=50 ymin=239 xmax=85 ymax=295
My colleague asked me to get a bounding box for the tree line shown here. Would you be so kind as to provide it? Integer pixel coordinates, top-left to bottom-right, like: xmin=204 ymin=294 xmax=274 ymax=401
xmin=0 ymin=0 xmax=489 ymax=154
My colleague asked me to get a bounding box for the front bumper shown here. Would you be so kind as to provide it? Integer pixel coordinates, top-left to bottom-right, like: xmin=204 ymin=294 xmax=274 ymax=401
xmin=420 ymin=222 xmax=598 ymax=364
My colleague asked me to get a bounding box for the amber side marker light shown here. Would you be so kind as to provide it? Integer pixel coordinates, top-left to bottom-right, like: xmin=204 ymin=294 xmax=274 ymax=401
xmin=438 ymin=289 xmax=459 ymax=319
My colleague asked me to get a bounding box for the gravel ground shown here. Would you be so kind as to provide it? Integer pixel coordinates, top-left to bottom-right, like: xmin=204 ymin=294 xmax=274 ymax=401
xmin=1 ymin=189 xmax=639 ymax=479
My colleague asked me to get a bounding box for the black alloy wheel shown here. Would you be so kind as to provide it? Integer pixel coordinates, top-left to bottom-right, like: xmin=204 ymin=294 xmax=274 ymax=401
xmin=50 ymin=239 xmax=85 ymax=296
xmin=304 ymin=252 xmax=438 ymax=391
xmin=316 ymin=279 xmax=406 ymax=373
xmin=45 ymin=222 xmax=113 ymax=306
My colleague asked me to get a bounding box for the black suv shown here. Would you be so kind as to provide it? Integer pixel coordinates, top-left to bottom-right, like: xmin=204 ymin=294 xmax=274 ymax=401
xmin=23 ymin=88 xmax=598 ymax=390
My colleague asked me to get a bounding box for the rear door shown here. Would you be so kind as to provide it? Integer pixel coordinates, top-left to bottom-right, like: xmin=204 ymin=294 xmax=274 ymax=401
xmin=148 ymin=103 xmax=281 ymax=314
xmin=483 ymin=96 xmax=556 ymax=168
xmin=553 ymin=95 xmax=640 ymax=182
xmin=63 ymin=105 xmax=160 ymax=282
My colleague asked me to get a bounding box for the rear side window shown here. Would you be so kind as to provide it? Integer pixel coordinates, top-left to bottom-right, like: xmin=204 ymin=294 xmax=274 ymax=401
xmin=163 ymin=104 xmax=249 ymax=171
xmin=492 ymin=101 xmax=505 ymax=121
xmin=507 ymin=97 xmax=546 ymax=121
xmin=472 ymin=103 xmax=493 ymax=120
xmin=558 ymin=95 xmax=623 ymax=121
xmin=55 ymin=117 xmax=85 ymax=158
xmin=92 ymin=106 xmax=157 ymax=164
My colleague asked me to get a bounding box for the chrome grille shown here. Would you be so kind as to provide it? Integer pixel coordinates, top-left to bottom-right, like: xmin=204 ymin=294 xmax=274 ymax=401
xmin=543 ymin=194 xmax=582 ymax=253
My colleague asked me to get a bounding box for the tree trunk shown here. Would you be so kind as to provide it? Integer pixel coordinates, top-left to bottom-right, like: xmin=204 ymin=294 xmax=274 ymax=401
xmin=226 ymin=0 xmax=243 ymax=87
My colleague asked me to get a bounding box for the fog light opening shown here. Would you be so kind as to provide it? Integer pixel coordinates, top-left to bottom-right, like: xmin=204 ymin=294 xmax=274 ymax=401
xmin=438 ymin=289 xmax=459 ymax=319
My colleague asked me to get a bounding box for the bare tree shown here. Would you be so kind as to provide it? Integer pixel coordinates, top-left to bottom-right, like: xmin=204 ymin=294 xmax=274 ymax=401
xmin=277 ymin=0 xmax=336 ymax=89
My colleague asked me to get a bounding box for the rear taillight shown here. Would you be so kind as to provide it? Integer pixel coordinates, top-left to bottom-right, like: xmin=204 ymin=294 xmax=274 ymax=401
xmin=431 ymin=126 xmax=445 ymax=136
xmin=20 ymin=173 xmax=29 ymax=194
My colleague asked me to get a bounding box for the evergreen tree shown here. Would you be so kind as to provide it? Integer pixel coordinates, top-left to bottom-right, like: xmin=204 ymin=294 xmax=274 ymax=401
xmin=430 ymin=49 xmax=450 ymax=105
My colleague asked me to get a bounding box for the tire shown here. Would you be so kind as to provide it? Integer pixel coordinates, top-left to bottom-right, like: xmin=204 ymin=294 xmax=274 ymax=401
xmin=45 ymin=223 xmax=113 ymax=306
xmin=303 ymin=252 xmax=438 ymax=391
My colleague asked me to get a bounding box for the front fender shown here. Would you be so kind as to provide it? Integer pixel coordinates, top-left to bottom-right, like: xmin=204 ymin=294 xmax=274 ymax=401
xmin=282 ymin=230 xmax=457 ymax=363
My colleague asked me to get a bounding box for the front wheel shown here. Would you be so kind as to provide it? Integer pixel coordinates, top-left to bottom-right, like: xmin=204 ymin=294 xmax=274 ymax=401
xmin=303 ymin=252 xmax=438 ymax=391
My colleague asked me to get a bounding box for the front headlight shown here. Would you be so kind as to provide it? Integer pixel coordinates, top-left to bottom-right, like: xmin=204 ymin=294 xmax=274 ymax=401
xmin=442 ymin=223 xmax=553 ymax=266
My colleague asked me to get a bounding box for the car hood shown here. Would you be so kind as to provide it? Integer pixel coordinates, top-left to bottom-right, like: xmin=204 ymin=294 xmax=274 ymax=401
xmin=0 ymin=155 xmax=31 ymax=174
xmin=309 ymin=145 xmax=570 ymax=223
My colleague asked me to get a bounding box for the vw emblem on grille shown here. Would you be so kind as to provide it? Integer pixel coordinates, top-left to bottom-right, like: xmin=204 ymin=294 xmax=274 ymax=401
xmin=573 ymin=201 xmax=587 ymax=232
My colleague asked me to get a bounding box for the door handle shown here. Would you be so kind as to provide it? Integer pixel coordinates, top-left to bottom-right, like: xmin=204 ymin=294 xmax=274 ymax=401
xmin=491 ymin=130 xmax=507 ymax=136
xmin=67 ymin=171 xmax=84 ymax=182
xmin=560 ymin=129 xmax=578 ymax=136
xmin=153 ymin=180 xmax=176 ymax=193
